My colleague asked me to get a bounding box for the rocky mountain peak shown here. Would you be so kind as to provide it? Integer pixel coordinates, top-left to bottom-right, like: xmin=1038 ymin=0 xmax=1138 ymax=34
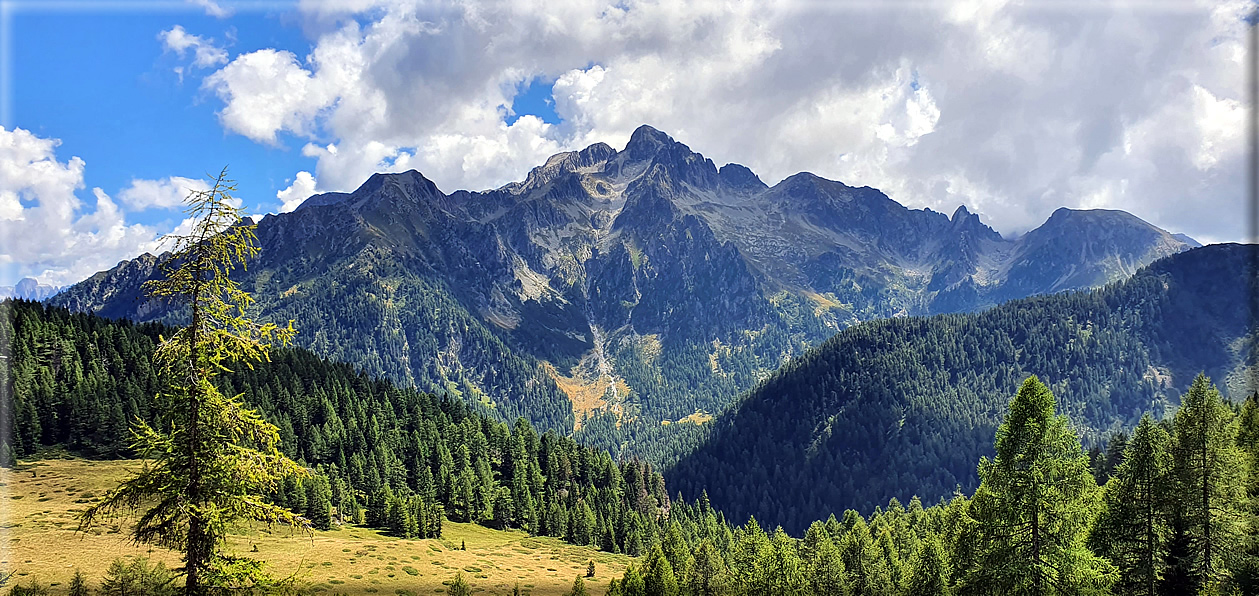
xmin=355 ymin=169 xmax=442 ymax=198
xmin=718 ymin=163 xmax=767 ymax=192
xmin=50 ymin=123 xmax=1206 ymax=447
xmin=949 ymin=204 xmax=1003 ymax=242
xmin=623 ymin=124 xmax=675 ymax=161
xmin=1 ymin=277 xmax=60 ymax=301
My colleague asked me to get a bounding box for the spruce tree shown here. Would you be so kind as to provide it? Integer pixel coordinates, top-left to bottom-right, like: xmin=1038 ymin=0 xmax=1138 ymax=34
xmin=68 ymin=569 xmax=90 ymax=596
xmin=959 ymin=376 xmax=1116 ymax=595
xmin=306 ymin=475 xmax=333 ymax=531
xmin=1088 ymin=415 xmax=1172 ymax=596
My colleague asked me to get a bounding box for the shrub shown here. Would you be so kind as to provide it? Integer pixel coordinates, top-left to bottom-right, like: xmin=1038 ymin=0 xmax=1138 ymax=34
xmin=99 ymin=557 xmax=176 ymax=596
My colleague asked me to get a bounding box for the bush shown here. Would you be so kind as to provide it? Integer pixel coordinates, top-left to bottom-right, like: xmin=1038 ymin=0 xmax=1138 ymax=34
xmin=446 ymin=572 xmax=470 ymax=596
xmin=8 ymin=579 xmax=49 ymax=596
xmin=99 ymin=557 xmax=176 ymax=596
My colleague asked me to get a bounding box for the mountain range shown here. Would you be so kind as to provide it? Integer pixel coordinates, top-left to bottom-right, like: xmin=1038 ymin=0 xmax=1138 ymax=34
xmin=51 ymin=125 xmax=1198 ymax=455
xmin=1 ymin=278 xmax=60 ymax=301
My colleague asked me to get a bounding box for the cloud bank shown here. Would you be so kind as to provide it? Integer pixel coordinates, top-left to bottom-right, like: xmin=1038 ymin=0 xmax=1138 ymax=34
xmin=0 ymin=127 xmax=163 ymax=286
xmin=194 ymin=0 xmax=1248 ymax=243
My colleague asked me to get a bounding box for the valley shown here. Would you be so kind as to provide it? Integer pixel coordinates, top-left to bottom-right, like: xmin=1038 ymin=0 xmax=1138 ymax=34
xmin=49 ymin=127 xmax=1198 ymax=463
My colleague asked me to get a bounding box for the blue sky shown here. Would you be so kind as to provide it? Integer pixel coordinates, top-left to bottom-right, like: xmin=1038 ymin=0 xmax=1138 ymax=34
xmin=10 ymin=3 xmax=329 ymax=221
xmin=0 ymin=0 xmax=1250 ymax=287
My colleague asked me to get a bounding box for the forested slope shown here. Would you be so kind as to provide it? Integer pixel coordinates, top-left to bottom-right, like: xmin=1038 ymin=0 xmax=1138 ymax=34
xmin=668 ymin=243 xmax=1258 ymax=532
xmin=50 ymin=127 xmax=1193 ymax=458
xmin=0 ymin=300 xmax=680 ymax=554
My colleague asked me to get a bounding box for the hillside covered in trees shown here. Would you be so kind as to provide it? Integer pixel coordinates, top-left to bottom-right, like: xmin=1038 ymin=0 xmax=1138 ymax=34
xmin=49 ymin=128 xmax=1195 ymax=461
xmin=10 ymin=297 xmax=1259 ymax=596
xmin=669 ymin=243 xmax=1258 ymax=532
xmin=1 ymin=299 xmax=683 ymax=556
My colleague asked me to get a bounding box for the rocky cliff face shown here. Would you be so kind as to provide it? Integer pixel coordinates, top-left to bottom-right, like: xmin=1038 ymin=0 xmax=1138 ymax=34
xmin=51 ymin=125 xmax=1196 ymax=446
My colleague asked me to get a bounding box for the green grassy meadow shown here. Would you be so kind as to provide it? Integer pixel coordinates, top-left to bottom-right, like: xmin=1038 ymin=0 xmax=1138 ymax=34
xmin=1 ymin=458 xmax=632 ymax=595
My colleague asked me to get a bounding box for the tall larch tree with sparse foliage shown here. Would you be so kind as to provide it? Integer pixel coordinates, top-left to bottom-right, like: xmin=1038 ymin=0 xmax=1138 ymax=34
xmin=78 ymin=169 xmax=306 ymax=595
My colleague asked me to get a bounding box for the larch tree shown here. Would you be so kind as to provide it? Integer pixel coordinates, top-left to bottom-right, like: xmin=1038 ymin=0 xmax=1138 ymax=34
xmin=1088 ymin=414 xmax=1172 ymax=596
xmin=959 ymin=376 xmax=1116 ymax=596
xmin=689 ymin=538 xmax=727 ymax=596
xmin=839 ymin=515 xmax=893 ymax=596
xmin=78 ymin=169 xmax=306 ymax=595
xmin=1169 ymin=373 xmax=1246 ymax=591
xmin=1234 ymin=392 xmax=1259 ymax=593
xmin=904 ymin=536 xmax=951 ymax=596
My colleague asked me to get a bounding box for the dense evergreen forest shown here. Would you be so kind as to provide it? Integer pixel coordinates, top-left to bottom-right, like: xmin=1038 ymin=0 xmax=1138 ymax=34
xmin=8 ymin=294 xmax=1259 ymax=595
xmin=669 ymin=243 xmax=1258 ymax=533
xmin=0 ymin=299 xmax=676 ymax=553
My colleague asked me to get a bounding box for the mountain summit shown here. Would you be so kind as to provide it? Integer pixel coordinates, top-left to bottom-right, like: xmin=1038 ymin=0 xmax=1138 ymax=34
xmin=51 ymin=126 xmax=1196 ymax=450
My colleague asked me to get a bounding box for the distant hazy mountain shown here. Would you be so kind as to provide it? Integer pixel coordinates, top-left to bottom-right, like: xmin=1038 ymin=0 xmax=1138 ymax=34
xmin=668 ymin=243 xmax=1257 ymax=532
xmin=51 ymin=125 xmax=1197 ymax=450
xmin=0 ymin=278 xmax=60 ymax=301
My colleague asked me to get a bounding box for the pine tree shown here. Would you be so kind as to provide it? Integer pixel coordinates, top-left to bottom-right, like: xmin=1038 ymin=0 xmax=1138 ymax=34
xmin=78 ymin=169 xmax=305 ymax=595
xmin=1088 ymin=414 xmax=1172 ymax=596
xmin=1169 ymin=373 xmax=1247 ymax=591
xmin=959 ymin=376 xmax=1116 ymax=595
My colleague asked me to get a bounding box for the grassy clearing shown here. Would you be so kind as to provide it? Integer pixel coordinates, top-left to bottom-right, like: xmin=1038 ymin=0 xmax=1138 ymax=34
xmin=2 ymin=458 xmax=632 ymax=595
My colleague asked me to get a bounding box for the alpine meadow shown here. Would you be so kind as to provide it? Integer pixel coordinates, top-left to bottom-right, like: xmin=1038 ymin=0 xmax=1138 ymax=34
xmin=2 ymin=2 xmax=1255 ymax=596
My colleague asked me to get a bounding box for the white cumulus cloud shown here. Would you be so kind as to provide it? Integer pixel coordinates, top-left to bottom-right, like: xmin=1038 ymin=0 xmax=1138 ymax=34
xmin=190 ymin=0 xmax=1249 ymax=242
xmin=117 ymin=176 xmax=212 ymax=211
xmin=160 ymin=25 xmax=228 ymax=69
xmin=0 ymin=127 xmax=162 ymax=286
xmin=190 ymin=0 xmax=233 ymax=19
xmin=277 ymin=171 xmax=318 ymax=213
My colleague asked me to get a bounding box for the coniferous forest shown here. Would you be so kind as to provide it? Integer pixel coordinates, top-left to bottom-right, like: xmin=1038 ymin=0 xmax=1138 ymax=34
xmin=670 ymin=243 xmax=1258 ymax=532
xmin=7 ymin=287 xmax=1259 ymax=594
